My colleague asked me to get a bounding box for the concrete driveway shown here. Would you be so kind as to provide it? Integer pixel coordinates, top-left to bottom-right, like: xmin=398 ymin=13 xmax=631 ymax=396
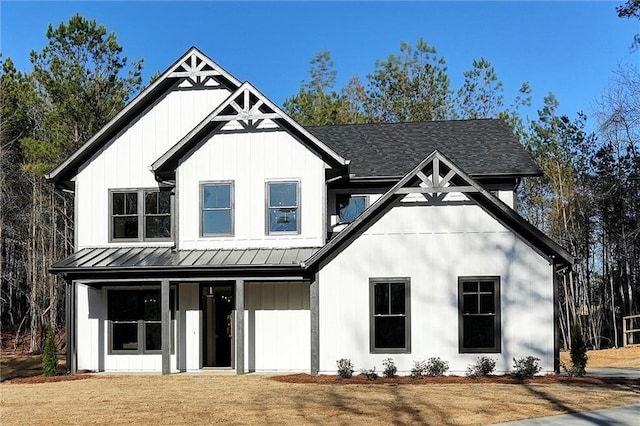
xmin=495 ymin=368 xmax=640 ymax=425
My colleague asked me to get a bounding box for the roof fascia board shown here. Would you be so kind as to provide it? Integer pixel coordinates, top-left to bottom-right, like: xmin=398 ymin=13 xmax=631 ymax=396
xmin=152 ymin=82 xmax=348 ymax=175
xmin=306 ymin=150 xmax=573 ymax=269
xmin=46 ymin=46 xmax=241 ymax=183
xmin=50 ymin=264 xmax=308 ymax=280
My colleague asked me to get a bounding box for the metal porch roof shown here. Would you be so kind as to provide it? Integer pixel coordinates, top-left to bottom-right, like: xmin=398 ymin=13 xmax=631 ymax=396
xmin=50 ymin=247 xmax=320 ymax=276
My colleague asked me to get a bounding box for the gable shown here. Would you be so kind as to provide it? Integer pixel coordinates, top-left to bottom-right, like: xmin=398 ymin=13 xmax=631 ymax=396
xmin=46 ymin=47 xmax=242 ymax=188
xmin=151 ymin=82 xmax=348 ymax=181
xmin=305 ymin=150 xmax=573 ymax=269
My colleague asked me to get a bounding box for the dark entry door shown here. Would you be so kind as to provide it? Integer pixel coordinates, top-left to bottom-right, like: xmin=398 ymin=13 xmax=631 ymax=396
xmin=202 ymin=284 xmax=234 ymax=367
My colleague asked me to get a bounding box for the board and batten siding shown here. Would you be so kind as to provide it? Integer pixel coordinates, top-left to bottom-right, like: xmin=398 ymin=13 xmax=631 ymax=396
xmin=178 ymin=283 xmax=201 ymax=371
xmin=75 ymin=283 xmax=179 ymax=372
xmin=76 ymin=283 xmax=104 ymax=371
xmin=74 ymin=87 xmax=232 ymax=249
xmin=318 ymin=200 xmax=554 ymax=374
xmin=177 ymin=130 xmax=326 ymax=249
xmin=243 ymin=282 xmax=311 ymax=372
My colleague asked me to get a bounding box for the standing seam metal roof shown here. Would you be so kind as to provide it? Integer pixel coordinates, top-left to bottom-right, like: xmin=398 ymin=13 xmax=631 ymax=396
xmin=51 ymin=247 xmax=319 ymax=272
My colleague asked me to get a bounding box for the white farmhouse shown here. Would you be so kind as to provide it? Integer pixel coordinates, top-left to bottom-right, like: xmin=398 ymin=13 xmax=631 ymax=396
xmin=48 ymin=47 xmax=573 ymax=375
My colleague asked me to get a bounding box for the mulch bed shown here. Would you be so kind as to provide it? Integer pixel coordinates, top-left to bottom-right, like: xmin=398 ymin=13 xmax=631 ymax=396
xmin=5 ymin=373 xmax=94 ymax=385
xmin=271 ymin=373 xmax=640 ymax=387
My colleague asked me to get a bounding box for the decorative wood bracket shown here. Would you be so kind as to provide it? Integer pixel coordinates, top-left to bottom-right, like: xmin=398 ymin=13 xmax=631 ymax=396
xmin=169 ymin=52 xmax=222 ymax=87
xmin=211 ymin=86 xmax=282 ymax=130
xmin=396 ymin=157 xmax=479 ymax=202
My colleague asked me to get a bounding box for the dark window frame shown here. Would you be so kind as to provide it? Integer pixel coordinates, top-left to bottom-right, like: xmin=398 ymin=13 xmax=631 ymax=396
xmin=107 ymin=288 xmax=176 ymax=355
xmin=266 ymin=180 xmax=301 ymax=235
xmin=200 ymin=181 xmax=234 ymax=237
xmin=369 ymin=278 xmax=411 ymax=354
xmin=458 ymin=276 xmax=501 ymax=353
xmin=109 ymin=188 xmax=172 ymax=242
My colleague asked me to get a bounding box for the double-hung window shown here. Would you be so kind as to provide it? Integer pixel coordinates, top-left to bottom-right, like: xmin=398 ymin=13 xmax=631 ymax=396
xmin=108 ymin=289 xmax=175 ymax=354
xmin=111 ymin=189 xmax=171 ymax=241
xmin=267 ymin=181 xmax=299 ymax=234
xmin=370 ymin=278 xmax=411 ymax=353
xmin=201 ymin=182 xmax=233 ymax=236
xmin=458 ymin=277 xmax=501 ymax=353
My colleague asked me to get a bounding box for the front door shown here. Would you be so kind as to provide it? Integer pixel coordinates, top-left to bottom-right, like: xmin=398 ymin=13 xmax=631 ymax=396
xmin=201 ymin=284 xmax=234 ymax=367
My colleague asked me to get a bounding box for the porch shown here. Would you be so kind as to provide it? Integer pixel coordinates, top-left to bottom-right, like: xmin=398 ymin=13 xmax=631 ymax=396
xmin=51 ymin=247 xmax=320 ymax=375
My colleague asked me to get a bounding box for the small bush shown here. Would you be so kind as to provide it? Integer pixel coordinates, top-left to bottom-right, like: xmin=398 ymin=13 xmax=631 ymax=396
xmin=360 ymin=367 xmax=378 ymax=381
xmin=570 ymin=322 xmax=588 ymax=376
xmin=466 ymin=356 xmax=496 ymax=377
xmin=513 ymin=356 xmax=541 ymax=379
xmin=336 ymin=358 xmax=354 ymax=378
xmin=425 ymin=357 xmax=449 ymax=376
xmin=382 ymin=358 xmax=397 ymax=378
xmin=42 ymin=326 xmax=58 ymax=377
xmin=411 ymin=360 xmax=428 ymax=377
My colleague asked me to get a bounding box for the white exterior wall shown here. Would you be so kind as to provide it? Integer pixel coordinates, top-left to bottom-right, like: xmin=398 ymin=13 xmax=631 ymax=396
xmin=76 ymin=284 xmax=179 ymax=372
xmin=178 ymin=283 xmax=201 ymax=371
xmin=178 ymin=130 xmax=326 ymax=249
xmin=244 ymin=282 xmax=310 ymax=372
xmin=74 ymin=87 xmax=231 ymax=249
xmin=76 ymin=283 xmax=104 ymax=371
xmin=318 ymin=201 xmax=554 ymax=374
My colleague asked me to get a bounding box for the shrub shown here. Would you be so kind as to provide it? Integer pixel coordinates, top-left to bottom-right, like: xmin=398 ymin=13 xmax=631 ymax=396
xmin=360 ymin=367 xmax=378 ymax=381
xmin=425 ymin=357 xmax=449 ymax=376
xmin=570 ymin=322 xmax=588 ymax=376
xmin=336 ymin=358 xmax=354 ymax=378
xmin=42 ymin=326 xmax=58 ymax=377
xmin=466 ymin=356 xmax=496 ymax=377
xmin=512 ymin=356 xmax=542 ymax=379
xmin=410 ymin=360 xmax=428 ymax=377
xmin=382 ymin=358 xmax=397 ymax=378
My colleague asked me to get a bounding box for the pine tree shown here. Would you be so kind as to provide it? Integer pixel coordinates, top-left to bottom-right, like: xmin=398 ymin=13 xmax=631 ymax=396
xmin=42 ymin=326 xmax=58 ymax=376
xmin=570 ymin=321 xmax=588 ymax=376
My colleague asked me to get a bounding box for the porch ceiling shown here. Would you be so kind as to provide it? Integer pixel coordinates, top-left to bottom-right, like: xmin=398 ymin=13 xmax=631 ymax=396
xmin=50 ymin=247 xmax=320 ymax=278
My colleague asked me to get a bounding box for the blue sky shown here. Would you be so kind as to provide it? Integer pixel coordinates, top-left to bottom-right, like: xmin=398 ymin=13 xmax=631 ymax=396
xmin=1 ymin=1 xmax=638 ymax=129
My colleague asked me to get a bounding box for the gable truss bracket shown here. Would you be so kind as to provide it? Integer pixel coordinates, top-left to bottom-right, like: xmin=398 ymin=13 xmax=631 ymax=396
xmin=211 ymin=86 xmax=282 ymax=130
xmin=396 ymin=157 xmax=479 ymax=202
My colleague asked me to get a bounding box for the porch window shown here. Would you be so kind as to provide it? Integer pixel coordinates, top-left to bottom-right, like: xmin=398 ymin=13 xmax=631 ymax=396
xmin=267 ymin=181 xmax=299 ymax=234
xmin=111 ymin=189 xmax=171 ymax=241
xmin=458 ymin=277 xmax=501 ymax=353
xmin=337 ymin=195 xmax=366 ymax=223
xmin=201 ymin=182 xmax=233 ymax=236
xmin=107 ymin=289 xmax=174 ymax=354
xmin=370 ymin=278 xmax=411 ymax=353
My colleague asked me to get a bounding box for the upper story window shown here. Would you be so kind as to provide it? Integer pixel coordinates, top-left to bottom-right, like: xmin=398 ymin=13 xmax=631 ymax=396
xmin=338 ymin=195 xmax=367 ymax=223
xmin=201 ymin=182 xmax=234 ymax=236
xmin=370 ymin=278 xmax=411 ymax=353
xmin=267 ymin=181 xmax=299 ymax=234
xmin=111 ymin=189 xmax=171 ymax=241
xmin=458 ymin=277 xmax=501 ymax=353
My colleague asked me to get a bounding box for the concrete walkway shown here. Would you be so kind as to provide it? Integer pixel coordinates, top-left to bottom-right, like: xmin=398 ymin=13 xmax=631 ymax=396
xmin=495 ymin=368 xmax=640 ymax=425
xmin=494 ymin=403 xmax=640 ymax=425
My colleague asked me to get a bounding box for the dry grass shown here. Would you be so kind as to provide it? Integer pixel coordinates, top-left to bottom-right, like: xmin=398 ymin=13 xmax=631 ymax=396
xmin=2 ymin=348 xmax=639 ymax=425
xmin=560 ymin=345 xmax=640 ymax=368
xmin=1 ymin=374 xmax=639 ymax=425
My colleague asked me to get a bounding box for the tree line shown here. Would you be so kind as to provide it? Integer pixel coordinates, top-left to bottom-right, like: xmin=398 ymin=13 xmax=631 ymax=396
xmin=1 ymin=6 xmax=638 ymax=352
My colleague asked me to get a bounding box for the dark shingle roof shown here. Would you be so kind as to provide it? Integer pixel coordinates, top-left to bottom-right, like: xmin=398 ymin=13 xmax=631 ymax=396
xmin=306 ymin=119 xmax=541 ymax=178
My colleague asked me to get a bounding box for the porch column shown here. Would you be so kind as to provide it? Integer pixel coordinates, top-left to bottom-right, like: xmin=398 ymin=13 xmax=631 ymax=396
xmin=235 ymin=279 xmax=245 ymax=374
xmin=161 ymin=279 xmax=171 ymax=375
xmin=310 ymin=272 xmax=319 ymax=375
xmin=65 ymin=279 xmax=77 ymax=374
